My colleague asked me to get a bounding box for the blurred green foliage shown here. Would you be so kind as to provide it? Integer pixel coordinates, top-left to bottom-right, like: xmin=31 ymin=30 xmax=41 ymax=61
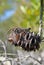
xmin=0 ymin=0 xmax=12 ymax=14
xmin=0 ymin=0 xmax=44 ymax=52
xmin=0 ymin=0 xmax=44 ymax=38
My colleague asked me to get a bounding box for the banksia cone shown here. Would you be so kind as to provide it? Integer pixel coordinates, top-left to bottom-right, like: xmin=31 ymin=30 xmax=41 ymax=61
xmin=8 ymin=27 xmax=41 ymax=51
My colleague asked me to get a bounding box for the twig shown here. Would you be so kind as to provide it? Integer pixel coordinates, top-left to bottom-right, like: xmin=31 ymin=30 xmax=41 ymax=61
xmin=21 ymin=55 xmax=42 ymax=64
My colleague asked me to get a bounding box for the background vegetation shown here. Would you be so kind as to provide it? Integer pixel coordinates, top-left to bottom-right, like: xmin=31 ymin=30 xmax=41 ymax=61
xmin=0 ymin=0 xmax=44 ymax=51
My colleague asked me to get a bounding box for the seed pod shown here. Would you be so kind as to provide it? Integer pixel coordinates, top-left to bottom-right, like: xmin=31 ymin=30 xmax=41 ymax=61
xmin=8 ymin=27 xmax=41 ymax=51
xmin=8 ymin=31 xmax=20 ymax=46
